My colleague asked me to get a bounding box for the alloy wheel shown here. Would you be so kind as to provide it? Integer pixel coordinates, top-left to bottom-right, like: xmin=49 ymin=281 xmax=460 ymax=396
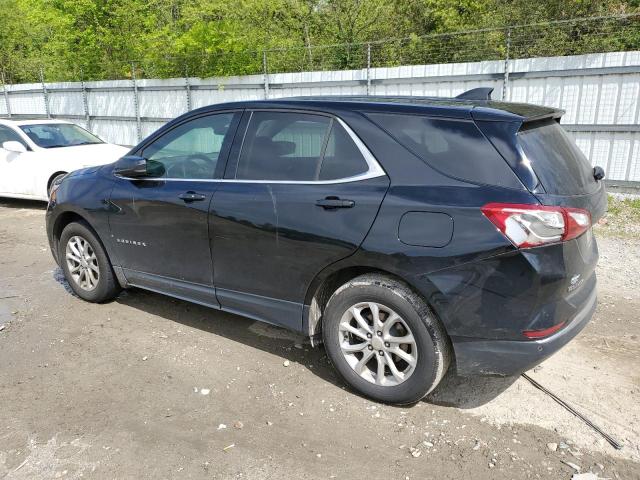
xmin=65 ymin=235 xmax=100 ymax=291
xmin=338 ymin=302 xmax=418 ymax=386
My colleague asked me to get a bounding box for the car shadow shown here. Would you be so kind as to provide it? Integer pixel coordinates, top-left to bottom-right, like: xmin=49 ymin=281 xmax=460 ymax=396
xmin=109 ymin=287 xmax=516 ymax=408
xmin=424 ymin=369 xmax=518 ymax=409
xmin=0 ymin=198 xmax=47 ymax=210
xmin=114 ymin=287 xmax=343 ymax=388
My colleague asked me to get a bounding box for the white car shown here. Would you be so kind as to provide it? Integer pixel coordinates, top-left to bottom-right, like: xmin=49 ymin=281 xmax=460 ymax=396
xmin=0 ymin=119 xmax=130 ymax=201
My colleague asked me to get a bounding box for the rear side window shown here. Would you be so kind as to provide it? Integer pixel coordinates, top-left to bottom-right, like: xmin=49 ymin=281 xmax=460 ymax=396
xmin=518 ymin=121 xmax=596 ymax=195
xmin=236 ymin=111 xmax=369 ymax=181
xmin=366 ymin=113 xmax=521 ymax=188
xmin=320 ymin=122 xmax=369 ymax=180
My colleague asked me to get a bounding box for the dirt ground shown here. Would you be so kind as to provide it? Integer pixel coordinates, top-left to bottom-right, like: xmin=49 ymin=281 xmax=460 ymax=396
xmin=0 ymin=198 xmax=639 ymax=480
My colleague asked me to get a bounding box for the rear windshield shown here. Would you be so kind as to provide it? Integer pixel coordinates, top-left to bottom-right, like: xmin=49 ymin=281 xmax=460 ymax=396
xmin=518 ymin=121 xmax=596 ymax=195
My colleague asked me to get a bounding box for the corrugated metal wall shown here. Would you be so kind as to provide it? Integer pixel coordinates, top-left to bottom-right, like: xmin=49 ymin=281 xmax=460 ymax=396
xmin=2 ymin=51 xmax=640 ymax=182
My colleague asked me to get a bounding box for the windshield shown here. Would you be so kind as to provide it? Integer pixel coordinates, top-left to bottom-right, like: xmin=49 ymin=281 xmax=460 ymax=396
xmin=19 ymin=123 xmax=103 ymax=149
xmin=518 ymin=120 xmax=597 ymax=196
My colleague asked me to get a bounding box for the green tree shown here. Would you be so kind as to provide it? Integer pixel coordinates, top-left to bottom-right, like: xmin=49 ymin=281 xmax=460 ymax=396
xmin=0 ymin=0 xmax=638 ymax=83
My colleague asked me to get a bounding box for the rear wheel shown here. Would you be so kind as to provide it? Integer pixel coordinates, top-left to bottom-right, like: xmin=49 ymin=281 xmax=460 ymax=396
xmin=322 ymin=274 xmax=450 ymax=404
xmin=58 ymin=221 xmax=121 ymax=302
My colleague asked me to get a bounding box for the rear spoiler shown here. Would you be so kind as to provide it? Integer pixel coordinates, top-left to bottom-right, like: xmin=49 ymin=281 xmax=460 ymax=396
xmin=456 ymin=87 xmax=564 ymax=123
xmin=472 ymin=104 xmax=564 ymax=123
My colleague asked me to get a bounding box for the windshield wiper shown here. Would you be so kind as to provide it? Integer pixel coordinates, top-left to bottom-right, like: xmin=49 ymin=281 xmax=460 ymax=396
xmin=43 ymin=143 xmax=99 ymax=149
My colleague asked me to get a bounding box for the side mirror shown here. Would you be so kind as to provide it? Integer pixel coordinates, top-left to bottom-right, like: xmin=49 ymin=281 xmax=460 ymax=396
xmin=114 ymin=155 xmax=165 ymax=178
xmin=593 ymin=166 xmax=605 ymax=181
xmin=2 ymin=141 xmax=27 ymax=153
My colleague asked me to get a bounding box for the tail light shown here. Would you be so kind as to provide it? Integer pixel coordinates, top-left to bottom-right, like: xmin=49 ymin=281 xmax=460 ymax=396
xmin=522 ymin=321 xmax=566 ymax=339
xmin=481 ymin=203 xmax=591 ymax=248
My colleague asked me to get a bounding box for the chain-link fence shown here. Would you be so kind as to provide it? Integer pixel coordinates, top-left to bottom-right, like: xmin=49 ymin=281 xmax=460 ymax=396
xmin=3 ymin=14 xmax=640 ymax=184
xmin=2 ymin=13 xmax=640 ymax=84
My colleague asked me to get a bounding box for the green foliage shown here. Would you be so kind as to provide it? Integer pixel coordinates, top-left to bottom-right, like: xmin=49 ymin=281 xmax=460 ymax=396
xmin=595 ymin=194 xmax=640 ymax=239
xmin=0 ymin=0 xmax=638 ymax=83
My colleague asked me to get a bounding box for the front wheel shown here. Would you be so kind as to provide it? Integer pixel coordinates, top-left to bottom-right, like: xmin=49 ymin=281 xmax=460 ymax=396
xmin=322 ymin=274 xmax=450 ymax=404
xmin=58 ymin=221 xmax=121 ymax=302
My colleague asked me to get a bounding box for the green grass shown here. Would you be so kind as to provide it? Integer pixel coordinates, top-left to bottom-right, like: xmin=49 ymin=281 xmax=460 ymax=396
xmin=607 ymin=194 xmax=640 ymax=218
xmin=594 ymin=194 xmax=640 ymax=239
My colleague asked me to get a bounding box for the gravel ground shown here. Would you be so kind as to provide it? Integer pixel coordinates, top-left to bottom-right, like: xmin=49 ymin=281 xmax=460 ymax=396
xmin=0 ymin=199 xmax=639 ymax=480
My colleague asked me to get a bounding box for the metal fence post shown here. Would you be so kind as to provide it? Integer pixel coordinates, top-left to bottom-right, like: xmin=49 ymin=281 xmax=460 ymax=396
xmin=80 ymin=68 xmax=91 ymax=131
xmin=263 ymin=51 xmax=270 ymax=99
xmin=184 ymin=65 xmax=192 ymax=112
xmin=366 ymin=43 xmax=372 ymax=95
xmin=40 ymin=67 xmax=51 ymax=119
xmin=501 ymin=28 xmax=512 ymax=101
xmin=1 ymin=70 xmax=11 ymax=118
xmin=131 ymin=62 xmax=141 ymax=143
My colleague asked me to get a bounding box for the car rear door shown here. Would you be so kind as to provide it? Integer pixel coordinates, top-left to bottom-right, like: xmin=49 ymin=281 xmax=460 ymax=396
xmin=107 ymin=111 xmax=241 ymax=305
xmin=210 ymin=110 xmax=389 ymax=331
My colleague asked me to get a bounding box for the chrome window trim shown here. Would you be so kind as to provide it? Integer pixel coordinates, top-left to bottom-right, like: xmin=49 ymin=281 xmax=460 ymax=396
xmin=115 ymin=116 xmax=387 ymax=185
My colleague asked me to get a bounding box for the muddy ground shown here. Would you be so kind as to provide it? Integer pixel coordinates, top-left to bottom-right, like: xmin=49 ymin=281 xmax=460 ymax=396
xmin=0 ymin=198 xmax=638 ymax=480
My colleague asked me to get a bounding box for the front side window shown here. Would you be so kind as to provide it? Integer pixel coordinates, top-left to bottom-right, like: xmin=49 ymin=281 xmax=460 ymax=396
xmin=142 ymin=113 xmax=235 ymax=179
xmin=19 ymin=123 xmax=102 ymax=149
xmin=235 ymin=111 xmax=369 ymax=181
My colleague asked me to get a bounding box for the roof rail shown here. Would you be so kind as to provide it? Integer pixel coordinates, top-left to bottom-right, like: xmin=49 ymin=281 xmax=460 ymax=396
xmin=455 ymin=87 xmax=493 ymax=101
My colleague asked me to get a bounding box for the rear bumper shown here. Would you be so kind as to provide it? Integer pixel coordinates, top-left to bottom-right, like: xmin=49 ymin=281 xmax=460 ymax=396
xmin=451 ymin=284 xmax=596 ymax=376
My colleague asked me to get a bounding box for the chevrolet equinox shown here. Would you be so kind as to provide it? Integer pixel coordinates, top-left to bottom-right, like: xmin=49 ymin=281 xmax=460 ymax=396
xmin=46 ymin=91 xmax=606 ymax=404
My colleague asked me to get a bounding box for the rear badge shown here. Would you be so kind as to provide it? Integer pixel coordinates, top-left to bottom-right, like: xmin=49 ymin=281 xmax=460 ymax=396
xmin=116 ymin=238 xmax=147 ymax=247
xmin=568 ymin=274 xmax=583 ymax=292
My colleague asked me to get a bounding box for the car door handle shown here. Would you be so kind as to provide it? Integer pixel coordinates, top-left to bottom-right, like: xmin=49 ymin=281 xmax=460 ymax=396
xmin=178 ymin=191 xmax=207 ymax=202
xmin=315 ymin=197 xmax=355 ymax=209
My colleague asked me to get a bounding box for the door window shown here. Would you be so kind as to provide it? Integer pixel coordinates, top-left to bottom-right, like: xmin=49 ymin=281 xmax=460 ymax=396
xmin=320 ymin=122 xmax=370 ymax=180
xmin=142 ymin=113 xmax=236 ymax=179
xmin=0 ymin=125 xmax=29 ymax=150
xmin=235 ymin=112 xmax=369 ymax=181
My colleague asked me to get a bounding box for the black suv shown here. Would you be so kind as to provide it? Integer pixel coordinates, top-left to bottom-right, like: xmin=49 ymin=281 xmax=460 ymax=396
xmin=46 ymin=92 xmax=606 ymax=404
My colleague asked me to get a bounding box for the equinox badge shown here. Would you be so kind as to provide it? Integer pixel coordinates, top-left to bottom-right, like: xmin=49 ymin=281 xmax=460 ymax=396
xmin=568 ymin=274 xmax=583 ymax=292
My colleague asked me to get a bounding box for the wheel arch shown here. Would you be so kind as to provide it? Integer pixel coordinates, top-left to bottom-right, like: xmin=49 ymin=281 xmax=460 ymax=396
xmin=52 ymin=209 xmax=126 ymax=288
xmin=303 ymin=262 xmax=447 ymax=343
xmin=47 ymin=171 xmax=68 ymax=192
xmin=51 ymin=210 xmax=99 ymax=264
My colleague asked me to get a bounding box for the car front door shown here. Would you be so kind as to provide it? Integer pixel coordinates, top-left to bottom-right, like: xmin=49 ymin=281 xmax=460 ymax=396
xmin=108 ymin=111 xmax=241 ymax=306
xmin=0 ymin=125 xmax=33 ymax=196
xmin=210 ymin=110 xmax=389 ymax=330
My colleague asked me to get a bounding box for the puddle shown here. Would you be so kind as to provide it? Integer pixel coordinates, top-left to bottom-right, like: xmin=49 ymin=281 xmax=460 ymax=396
xmin=53 ymin=267 xmax=77 ymax=297
xmin=248 ymin=321 xmax=304 ymax=343
xmin=0 ymin=302 xmax=14 ymax=326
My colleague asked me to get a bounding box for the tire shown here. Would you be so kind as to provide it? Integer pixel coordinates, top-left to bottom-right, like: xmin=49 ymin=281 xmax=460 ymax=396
xmin=48 ymin=172 xmax=67 ymax=197
xmin=322 ymin=274 xmax=450 ymax=404
xmin=58 ymin=221 xmax=121 ymax=303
